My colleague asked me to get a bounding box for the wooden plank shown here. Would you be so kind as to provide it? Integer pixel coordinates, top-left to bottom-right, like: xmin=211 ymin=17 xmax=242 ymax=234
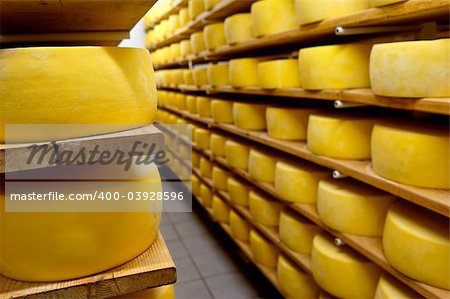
xmin=0 ymin=233 xmax=176 ymax=299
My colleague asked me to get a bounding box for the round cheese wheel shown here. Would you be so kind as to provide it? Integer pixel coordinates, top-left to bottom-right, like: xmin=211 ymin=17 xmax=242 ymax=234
xmin=0 ymin=47 xmax=157 ymax=143
xmin=183 ymin=69 xmax=194 ymax=85
xmin=186 ymin=95 xmax=198 ymax=114
xmin=371 ymin=121 xmax=449 ymax=188
xmin=233 ymin=102 xmax=266 ymax=130
xmin=179 ymin=8 xmax=190 ymax=27
xmin=227 ymin=177 xmax=250 ymax=206
xmin=383 ymin=201 xmax=449 ymax=289
xmin=200 ymin=157 xmax=212 ymax=178
xmin=180 ymin=40 xmax=192 ymax=57
xmin=266 ymin=107 xmax=318 ymax=140
xmin=173 ymin=69 xmax=185 ymax=86
xmin=211 ymin=99 xmax=234 ymax=124
xmin=192 ymin=151 xmax=200 ymax=168
xmin=190 ymin=32 xmax=206 ymax=54
xmin=175 ymin=92 xmax=187 ymax=110
xmin=295 ymin=0 xmax=369 ymax=25
xmin=229 ymin=58 xmax=259 ymax=87
xmin=114 ymin=284 xmax=175 ymax=299
xmin=370 ymin=39 xmax=450 ymax=98
xmin=224 ymin=13 xmax=254 ymax=45
xmin=192 ymin=175 xmax=201 ymax=197
xmin=369 ymin=0 xmax=406 ymax=7
xmin=188 ymin=0 xmax=204 ymax=20
xmin=258 ymin=59 xmax=301 ymax=89
xmin=212 ymin=196 xmax=230 ymax=223
xmin=374 ymin=274 xmax=420 ymax=299
xmin=250 ymin=230 xmax=279 ymax=268
xmin=203 ymin=0 xmax=221 ymax=10
xmin=225 ymin=139 xmax=251 ymax=170
xmin=207 ymin=63 xmax=229 ymax=86
xmin=277 ymin=255 xmax=320 ymax=298
xmin=230 ymin=210 xmax=251 ymax=242
xmin=204 ymin=22 xmax=226 ymax=51
xmin=210 ymin=133 xmax=227 ymax=157
xmin=168 ymin=15 xmax=180 ymax=36
xmin=274 ymin=160 xmax=329 ymax=203
xmin=299 ymin=43 xmax=372 ymax=90
xmin=193 ymin=67 xmax=208 ymax=86
xmin=311 ymin=233 xmax=382 ymax=298
xmin=200 ymin=184 xmax=213 ymax=207
xmin=170 ymin=43 xmax=181 ymax=61
xmin=196 ymin=96 xmax=212 ymax=117
xmin=249 ymin=190 xmax=283 ymax=226
xmin=317 ymin=178 xmax=396 ymax=236
xmin=279 ymin=208 xmax=322 ymax=254
xmin=248 ymin=149 xmax=277 ymax=183
xmin=212 ymin=166 xmax=229 ymax=191
xmin=195 ymin=128 xmax=211 ymax=150
xmin=251 ymin=0 xmax=297 ymax=37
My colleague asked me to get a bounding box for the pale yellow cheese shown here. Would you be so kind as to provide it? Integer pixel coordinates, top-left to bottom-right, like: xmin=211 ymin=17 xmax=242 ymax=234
xmin=229 ymin=58 xmax=259 ymax=87
xmin=203 ymin=0 xmax=221 ymax=10
xmin=174 ymin=92 xmax=187 ymax=110
xmin=251 ymin=0 xmax=297 ymax=37
xmin=212 ymin=167 xmax=229 ymax=191
xmin=173 ymin=69 xmax=185 ymax=86
xmin=230 ymin=210 xmax=251 ymax=242
xmin=383 ymin=201 xmax=449 ymax=289
xmin=190 ymin=32 xmax=206 ymax=54
xmin=258 ymin=59 xmax=301 ymax=89
xmin=227 ymin=177 xmax=249 ymax=206
xmin=370 ymin=39 xmax=450 ymax=97
xmin=374 ymin=274 xmax=420 ymax=299
xmin=250 ymin=230 xmax=279 ymax=268
xmin=192 ymin=175 xmax=200 ymax=197
xmin=311 ymin=233 xmax=382 ymax=298
xmin=277 ymin=255 xmax=320 ymax=298
xmin=224 ymin=13 xmax=254 ymax=45
xmin=369 ymin=0 xmax=406 ymax=6
xmin=210 ymin=133 xmax=227 ymax=157
xmin=183 ymin=69 xmax=195 ymax=85
xmin=113 ymin=285 xmax=175 ymax=299
xmin=180 ymin=40 xmax=192 ymax=57
xmin=193 ymin=67 xmax=208 ymax=86
xmin=188 ymin=0 xmax=204 ymax=20
xmin=248 ymin=149 xmax=277 ymax=183
xmin=211 ymin=99 xmax=234 ymax=124
xmin=195 ymin=128 xmax=211 ymax=150
xmin=249 ymin=190 xmax=283 ymax=226
xmin=196 ymin=96 xmax=212 ymax=117
xmin=200 ymin=184 xmax=213 ymax=207
xmin=204 ymin=22 xmax=226 ymax=51
xmin=212 ymin=195 xmax=230 ymax=223
xmin=168 ymin=15 xmax=180 ymax=35
xmin=186 ymin=95 xmax=198 ymax=114
xmin=299 ymin=43 xmax=372 ymax=90
xmin=178 ymin=8 xmax=190 ymax=27
xmin=207 ymin=64 xmax=229 ymax=86
xmin=225 ymin=139 xmax=250 ymax=170
xmin=233 ymin=102 xmax=266 ymax=130
xmin=266 ymin=107 xmax=318 ymax=140
xmin=371 ymin=121 xmax=449 ymax=188
xmin=192 ymin=151 xmax=200 ymax=168
xmin=200 ymin=157 xmax=212 ymax=178
xmin=295 ymin=0 xmax=369 ymax=25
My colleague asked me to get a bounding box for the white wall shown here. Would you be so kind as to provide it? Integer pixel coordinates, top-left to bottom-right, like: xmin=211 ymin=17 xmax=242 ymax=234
xmin=119 ymin=18 xmax=146 ymax=48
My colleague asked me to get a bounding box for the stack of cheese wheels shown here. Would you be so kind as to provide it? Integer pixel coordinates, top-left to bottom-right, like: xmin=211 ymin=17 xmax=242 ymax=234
xmin=251 ymin=0 xmax=297 ymax=37
xmin=211 ymin=99 xmax=234 ymax=124
xmin=192 ymin=175 xmax=201 ymax=197
xmin=114 ymin=284 xmax=175 ymax=299
xmin=266 ymin=106 xmax=318 ymax=140
xmin=307 ymin=112 xmax=381 ymax=159
xmin=249 ymin=190 xmax=283 ymax=226
xmin=383 ymin=201 xmax=449 ymax=289
xmin=295 ymin=0 xmax=369 ymax=25
xmin=212 ymin=166 xmax=229 ymax=191
xmin=207 ymin=63 xmax=229 ymax=86
xmin=0 ymin=161 xmax=162 ymax=281
xmin=374 ymin=274 xmax=420 ymax=299
xmin=250 ymin=230 xmax=279 ymax=267
xmin=210 ymin=133 xmax=227 ymax=157
xmin=212 ymin=196 xmax=230 ymax=223
xmin=277 ymin=255 xmax=320 ymax=298
xmin=179 ymin=8 xmax=190 ymax=27
xmin=299 ymin=43 xmax=372 ymax=90
xmin=1 ymin=47 xmax=157 ymax=143
xmin=258 ymin=59 xmax=301 ymax=89
xmin=193 ymin=67 xmax=208 ymax=86
xmin=186 ymin=95 xmax=197 ymax=114
xmin=228 ymin=177 xmax=250 ymax=206
xmin=190 ymin=32 xmax=206 ymax=54
xmin=279 ymin=208 xmax=322 ymax=254
xmin=230 ymin=210 xmax=251 ymax=242
xmin=233 ymin=102 xmax=266 ymax=130
xmin=188 ymin=0 xmax=204 ymax=20
xmin=370 ymin=39 xmax=449 ymax=97
xmin=180 ymin=40 xmax=192 ymax=57
xmin=248 ymin=149 xmax=277 ymax=183
xmin=371 ymin=121 xmax=449 ymax=188
xmin=204 ymin=22 xmax=226 ymax=50
xmin=200 ymin=157 xmax=212 ymax=178
xmin=317 ymin=178 xmax=396 ymax=236
xmin=229 ymin=58 xmax=259 ymax=87
xmin=203 ymin=0 xmax=221 ymax=10
xmin=225 ymin=139 xmax=251 ymax=169
xmin=183 ymin=69 xmax=195 ymax=85
xmin=274 ymin=160 xmax=329 ymax=203
xmin=194 ymin=128 xmax=210 ymax=150
xmin=196 ymin=96 xmax=211 ymax=117
xmin=224 ymin=13 xmax=254 ymax=45
xmin=312 ymin=233 xmax=382 ymax=298
xmin=200 ymin=184 xmax=213 ymax=207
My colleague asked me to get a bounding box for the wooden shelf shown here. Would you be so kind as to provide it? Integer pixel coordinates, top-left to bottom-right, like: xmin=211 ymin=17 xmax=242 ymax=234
xmin=0 ymin=233 xmax=176 ymax=299
xmin=146 ymin=0 xmax=188 ymax=31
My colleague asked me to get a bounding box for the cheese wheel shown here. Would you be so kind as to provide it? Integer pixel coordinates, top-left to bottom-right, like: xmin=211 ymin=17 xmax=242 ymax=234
xmin=211 ymin=99 xmax=234 ymax=124
xmin=192 ymin=151 xmax=200 ymax=168
xmin=200 ymin=157 xmax=212 ymax=178
xmin=227 ymin=177 xmax=249 ymax=206
xmin=193 ymin=67 xmax=208 ymax=86
xmin=225 ymin=140 xmax=250 ymax=170
xmin=249 ymin=190 xmax=283 ymax=226
xmin=279 ymin=208 xmax=322 ymax=254
xmin=258 ymin=59 xmax=301 ymax=89
xmin=266 ymin=107 xmax=318 ymax=140
xmin=374 ymin=274 xmax=420 ymax=299
xmin=192 ymin=175 xmax=200 ymax=197
xmin=188 ymin=0 xmax=204 ymax=20
xmin=233 ymin=102 xmax=266 ymax=130
xmin=229 ymin=58 xmax=259 ymax=87
xmin=383 ymin=201 xmax=449 ymax=289
xmin=113 ymin=284 xmax=175 ymax=299
xmin=169 ymin=43 xmax=181 ymax=61
xmin=190 ymin=32 xmax=206 ymax=54
xmin=274 ymin=160 xmax=329 ymax=203
xmin=371 ymin=121 xmax=449 ymax=188
xmin=203 ymin=0 xmax=221 ymax=10
xmin=200 ymin=184 xmax=213 ymax=207
xmin=369 ymin=0 xmax=406 ymax=6
xmin=224 ymin=13 xmax=254 ymax=45
xmin=179 ymin=8 xmax=190 ymax=27
xmin=195 ymin=128 xmax=211 ymax=150
xmin=251 ymin=0 xmax=297 ymax=37
xmin=370 ymin=39 xmax=450 ymax=97
xmin=184 ymin=69 xmax=195 ymax=85
xmin=312 ymin=233 xmax=382 ymax=298
xmin=175 ymin=93 xmax=187 ymax=110
xmin=210 ymin=133 xmax=227 ymax=157
xmin=168 ymin=15 xmax=180 ymax=36
xmin=307 ymin=113 xmax=380 ymax=159
xmin=173 ymin=69 xmax=185 ymax=86
xmin=204 ymin=22 xmax=226 ymax=51
xmin=196 ymin=96 xmax=211 ymax=117
xmin=207 ymin=64 xmax=229 ymax=86
xmin=212 ymin=196 xmax=230 ymax=223
xmin=180 ymin=40 xmax=192 ymax=57
xmin=186 ymin=95 xmax=197 ymax=114
xmin=317 ymin=178 xmax=395 ymax=236
xmin=248 ymin=149 xmax=276 ymax=183
xmin=277 ymin=255 xmax=320 ymax=298
xmin=250 ymin=230 xmax=279 ymax=268
xmin=0 ymin=47 xmax=157 ymax=143
xmin=299 ymin=43 xmax=372 ymax=90
xmin=212 ymin=167 xmax=229 ymax=191
xmin=295 ymin=0 xmax=369 ymax=25
xmin=230 ymin=210 xmax=251 ymax=242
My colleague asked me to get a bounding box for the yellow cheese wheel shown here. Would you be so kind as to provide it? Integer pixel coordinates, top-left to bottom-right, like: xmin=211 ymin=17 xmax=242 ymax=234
xmin=374 ymin=274 xmax=420 ymax=299
xmin=204 ymin=22 xmax=226 ymax=51
xmin=295 ymin=0 xmax=369 ymax=25
xmin=225 ymin=139 xmax=251 ymax=170
xmin=190 ymin=32 xmax=206 ymax=54
xmin=200 ymin=184 xmax=213 ymax=207
xmin=224 ymin=13 xmax=254 ymax=45
xmin=233 ymin=102 xmax=266 ymax=130
xmin=277 ymin=255 xmax=320 ymax=298
xmin=251 ymin=0 xmax=297 ymax=37
xmin=317 ymin=178 xmax=395 ymax=236
xmin=186 ymin=95 xmax=198 ymax=114
xmin=369 ymin=0 xmax=406 ymax=6
xmin=212 ymin=196 xmax=230 ymax=223
xmin=173 ymin=69 xmax=185 ymax=86
xmin=183 ymin=69 xmax=195 ymax=85
xmin=307 ymin=112 xmax=380 ymax=159
xmin=195 ymin=128 xmax=211 ymax=150
xmin=207 ymin=64 xmax=229 ymax=86
xmin=192 ymin=175 xmax=200 ymax=197
xmin=230 ymin=210 xmax=251 ymax=242
xmin=227 ymin=177 xmax=250 ymax=207
xmin=211 ymin=99 xmax=234 ymax=124
xmin=258 ymin=59 xmax=301 ymax=89
xmin=174 ymin=92 xmax=187 ymax=110
xmin=312 ymin=233 xmax=382 ymax=298
xmin=192 ymin=151 xmax=200 ymax=168
xmin=370 ymin=39 xmax=450 ymax=98
xmin=371 ymin=121 xmax=449 ymax=188
xmin=229 ymin=58 xmax=259 ymax=87
xmin=200 ymin=157 xmax=212 ymax=178
xmin=249 ymin=190 xmax=283 ymax=226
xmin=180 ymin=40 xmax=192 ymax=57
xmin=203 ymin=0 xmax=221 ymax=10
xmin=274 ymin=160 xmax=329 ymax=203
xmin=168 ymin=15 xmax=180 ymax=36
xmin=212 ymin=167 xmax=229 ymax=191
xmin=210 ymin=133 xmax=227 ymax=157
xmin=179 ymin=8 xmax=190 ymax=27
xmin=383 ymin=201 xmax=449 ymax=289
xmin=0 ymin=47 xmax=157 ymax=143
xmin=250 ymin=230 xmax=279 ymax=268
xmin=193 ymin=67 xmax=208 ymax=86
xmin=196 ymin=96 xmax=212 ymax=117
xmin=113 ymin=284 xmax=175 ymax=299
xmin=279 ymin=208 xmax=322 ymax=254
xmin=169 ymin=43 xmax=181 ymax=61
xmin=188 ymin=0 xmax=204 ymax=20
xmin=248 ymin=149 xmax=277 ymax=183
xmin=266 ymin=107 xmax=318 ymax=140
xmin=299 ymin=43 xmax=372 ymax=90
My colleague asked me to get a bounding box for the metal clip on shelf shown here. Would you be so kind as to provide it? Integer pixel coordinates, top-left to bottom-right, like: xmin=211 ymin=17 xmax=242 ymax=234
xmin=334 ymin=100 xmax=368 ymax=109
xmin=334 ymin=238 xmax=346 ymax=246
xmin=335 ymin=25 xmax=419 ymax=36
xmin=332 ymin=170 xmax=348 ymax=179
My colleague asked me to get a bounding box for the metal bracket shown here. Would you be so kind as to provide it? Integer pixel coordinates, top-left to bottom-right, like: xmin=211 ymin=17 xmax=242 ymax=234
xmin=334 ymin=100 xmax=368 ymax=109
xmin=333 ymin=170 xmax=348 ymax=179
xmin=335 ymin=25 xmax=419 ymax=36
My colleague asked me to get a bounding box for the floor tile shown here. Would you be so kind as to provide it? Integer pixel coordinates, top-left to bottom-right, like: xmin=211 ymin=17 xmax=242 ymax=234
xmin=191 ymin=249 xmax=240 ymax=278
xmin=174 ymin=279 xmax=213 ymax=299
xmin=174 ymin=217 xmax=209 ymax=238
xmin=174 ymin=256 xmax=202 ymax=283
xmin=204 ymin=272 xmax=261 ymax=299
xmin=160 ymin=223 xmax=179 ymax=241
xmin=165 ymin=239 xmax=189 ymax=260
xmin=181 ymin=234 xmax=223 ymax=255
xmin=168 ymin=211 xmax=196 ymax=224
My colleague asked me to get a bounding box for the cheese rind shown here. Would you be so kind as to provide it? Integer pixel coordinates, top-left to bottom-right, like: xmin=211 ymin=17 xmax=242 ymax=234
xmin=258 ymin=59 xmax=301 ymax=89
xmin=186 ymin=95 xmax=197 ymax=114
xmin=248 ymin=149 xmax=277 ymax=183
xmin=188 ymin=0 xmax=204 ymax=20
xmin=192 ymin=175 xmax=200 ymax=197
xmin=230 ymin=210 xmax=251 ymax=242
xmin=277 ymin=255 xmax=320 ymax=298
xmin=211 ymin=100 xmax=234 ymax=124
xmin=227 ymin=177 xmax=249 ymax=206
xmin=200 ymin=184 xmax=212 ymax=207
xmin=224 ymin=13 xmax=254 ymax=45
xmin=212 ymin=196 xmax=230 ymax=223
xmin=229 ymin=58 xmax=259 ymax=87
xmin=207 ymin=64 xmax=229 ymax=86
xmin=203 ymin=0 xmax=221 ymax=10
xmin=196 ymin=96 xmax=212 ymax=117
xmin=225 ymin=140 xmax=250 ymax=170
xmin=183 ymin=69 xmax=194 ymax=85
xmin=233 ymin=103 xmax=266 ymax=130
xmin=180 ymin=40 xmax=192 ymax=57
xmin=193 ymin=67 xmax=208 ymax=86
xmin=190 ymin=32 xmax=206 ymax=54
xmin=250 ymin=230 xmax=279 ymax=268
xmin=266 ymin=107 xmax=317 ymax=140
xmin=249 ymin=191 xmax=283 ymax=226
xmin=251 ymin=0 xmax=297 ymax=37
xmin=200 ymin=157 xmax=212 ymax=178
xmin=195 ymin=128 xmax=211 ymax=150
xmin=374 ymin=274 xmax=420 ymax=299
xmin=212 ymin=167 xmax=229 ymax=191
xmin=210 ymin=133 xmax=227 ymax=157
xmin=369 ymin=0 xmax=406 ymax=7
xmin=179 ymin=8 xmax=190 ymax=27
xmin=204 ymin=22 xmax=226 ymax=51
xmin=295 ymin=0 xmax=369 ymax=25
